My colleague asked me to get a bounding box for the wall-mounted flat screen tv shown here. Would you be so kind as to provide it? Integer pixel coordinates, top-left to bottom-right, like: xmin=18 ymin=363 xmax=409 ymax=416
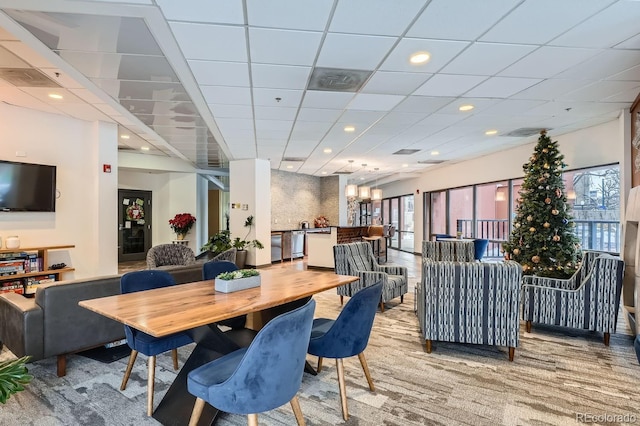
xmin=0 ymin=160 xmax=57 ymax=212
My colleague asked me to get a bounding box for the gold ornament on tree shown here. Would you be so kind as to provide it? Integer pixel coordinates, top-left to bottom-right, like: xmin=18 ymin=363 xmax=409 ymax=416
xmin=532 ymin=255 xmax=541 ymax=263
xmin=551 ymin=209 xmax=559 ymax=215
xmin=553 ymin=235 xmax=560 ymax=242
xmin=527 ymin=215 xmax=533 ymax=222
xmin=545 ymin=197 xmax=551 ymax=204
xmin=543 ymin=222 xmax=550 ymax=228
xmin=529 ymin=227 xmax=536 ymax=233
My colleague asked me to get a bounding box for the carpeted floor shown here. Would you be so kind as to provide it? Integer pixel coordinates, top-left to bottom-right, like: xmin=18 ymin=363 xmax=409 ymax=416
xmin=1 ymin=253 xmax=639 ymax=425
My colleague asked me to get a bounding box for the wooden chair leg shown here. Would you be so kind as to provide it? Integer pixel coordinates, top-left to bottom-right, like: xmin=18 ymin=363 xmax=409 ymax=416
xmin=57 ymin=355 xmax=67 ymax=377
xmin=290 ymin=395 xmax=306 ymax=426
xmin=317 ymin=356 xmax=323 ymax=373
xmin=379 ymin=301 xmax=384 ymax=312
xmin=120 ymin=350 xmax=138 ymax=391
xmin=172 ymin=348 xmax=179 ymax=370
xmin=604 ymin=332 xmax=610 ymax=346
xmin=340 ymin=295 xmax=344 ymax=306
xmin=508 ymin=347 xmax=515 ymax=362
xmin=335 ymin=358 xmax=349 ymax=421
xmin=426 ymin=340 xmax=432 ymax=353
xmin=357 ymin=352 xmax=375 ymax=392
xmin=147 ymin=355 xmax=156 ymax=416
xmin=525 ymin=321 xmax=532 ymax=333
xmin=188 ymin=397 xmax=206 ymax=426
xmin=248 ymin=413 xmax=258 ymax=426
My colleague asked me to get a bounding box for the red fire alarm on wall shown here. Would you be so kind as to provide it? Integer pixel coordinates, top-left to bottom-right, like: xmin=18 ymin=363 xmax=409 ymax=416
xmin=103 ymin=164 xmax=112 ymax=173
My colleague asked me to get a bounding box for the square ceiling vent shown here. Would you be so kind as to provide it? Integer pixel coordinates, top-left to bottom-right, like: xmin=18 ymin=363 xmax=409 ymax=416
xmin=502 ymin=128 xmax=551 ymax=137
xmin=0 ymin=68 xmax=61 ymax=88
xmin=307 ymin=67 xmax=372 ymax=92
xmin=393 ymin=149 xmax=421 ymax=155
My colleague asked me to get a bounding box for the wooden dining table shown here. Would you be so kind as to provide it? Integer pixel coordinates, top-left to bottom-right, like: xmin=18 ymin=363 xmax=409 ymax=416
xmin=79 ymin=268 xmax=359 ymax=426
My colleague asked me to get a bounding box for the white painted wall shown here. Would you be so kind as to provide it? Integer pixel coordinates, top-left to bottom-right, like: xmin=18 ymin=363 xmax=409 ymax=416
xmin=381 ymin=118 xmax=626 ymax=254
xmin=0 ymin=103 xmax=118 ymax=278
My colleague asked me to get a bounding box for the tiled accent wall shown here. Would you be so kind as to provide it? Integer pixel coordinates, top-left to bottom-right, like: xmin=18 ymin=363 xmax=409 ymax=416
xmin=271 ymin=170 xmax=339 ymax=229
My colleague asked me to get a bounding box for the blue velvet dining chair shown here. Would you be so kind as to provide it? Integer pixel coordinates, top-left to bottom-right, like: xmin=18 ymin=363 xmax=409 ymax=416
xmin=202 ymin=260 xmax=246 ymax=329
xmin=307 ymin=281 xmax=383 ymax=421
xmin=186 ymin=298 xmax=316 ymax=426
xmin=119 ymin=270 xmax=193 ymax=416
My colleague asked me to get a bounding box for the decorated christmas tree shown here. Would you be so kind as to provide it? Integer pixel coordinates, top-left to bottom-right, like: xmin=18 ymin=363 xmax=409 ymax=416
xmin=502 ymin=130 xmax=581 ymax=278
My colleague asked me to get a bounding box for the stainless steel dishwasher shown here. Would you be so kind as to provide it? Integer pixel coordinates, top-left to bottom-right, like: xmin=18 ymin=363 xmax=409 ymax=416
xmin=291 ymin=230 xmax=305 ymax=259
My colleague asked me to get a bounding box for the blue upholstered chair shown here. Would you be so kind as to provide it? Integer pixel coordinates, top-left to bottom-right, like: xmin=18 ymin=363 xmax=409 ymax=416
xmin=522 ymin=253 xmax=624 ymax=346
xmin=187 ymin=299 xmax=316 ymax=426
xmin=635 ymin=336 xmax=640 ymax=364
xmin=307 ymin=282 xmax=383 ymax=420
xmin=473 ymin=238 xmax=489 ymax=260
xmin=119 ymin=270 xmax=193 ymax=416
xmin=202 ymin=260 xmax=246 ymax=330
xmin=333 ymin=242 xmax=407 ymax=312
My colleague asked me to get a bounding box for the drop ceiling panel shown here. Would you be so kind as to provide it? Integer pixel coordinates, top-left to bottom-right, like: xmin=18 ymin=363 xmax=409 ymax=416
xmin=511 ymin=78 xmax=593 ymax=101
xmin=480 ymin=0 xmax=614 ymax=44
xmin=246 ymin=0 xmax=333 ymax=31
xmin=499 ymin=46 xmax=601 ymax=79
xmin=338 ymin=110 xmax=386 ymax=125
xmin=251 ymin=64 xmax=311 ymax=90
xmin=296 ymin=107 xmax=343 ymax=122
xmin=436 ymin=98 xmax=500 ymax=114
xmin=394 ymin=95 xmax=454 ymax=113
xmin=376 ymin=111 xmax=427 ymax=126
xmin=346 ymin=93 xmax=405 ymax=111
xmin=20 ymin=86 xmax=85 ymax=103
xmin=301 ymin=91 xmax=355 ymax=109
xmin=0 ymin=26 xmax=18 ymax=41
xmin=329 ymin=0 xmax=427 ymax=37
xmin=208 ymin=104 xmax=253 ymax=119
xmin=413 ymin=74 xmax=487 ymax=97
xmin=0 ymin=44 xmax=29 ymax=67
xmin=0 ymin=86 xmax=63 ymax=113
xmin=249 ymin=28 xmax=322 ymax=66
xmin=361 ymin=71 xmax=431 ymax=95
xmin=216 ymin=117 xmax=255 ymax=132
xmin=407 ymin=0 xmax=521 ymax=40
xmin=170 ymin=22 xmax=247 ymax=61
xmin=379 ymin=38 xmax=470 ymax=73
xmin=465 ymin=76 xmax=541 ymax=98
xmin=441 ymin=43 xmax=536 ymax=76
xmin=555 ymin=49 xmax=640 ymax=80
xmin=201 ymin=86 xmax=252 ymax=105
xmin=254 ymin=119 xmax=293 ymax=133
xmin=316 ymin=33 xmax=396 ymax=70
xmin=252 ymin=87 xmax=303 ymax=107
xmin=157 ymin=0 xmax=244 ymax=24
xmin=52 ymin=102 xmax=112 ymax=121
xmin=616 ymin=32 xmax=640 ymax=49
xmin=477 ymin=99 xmax=548 ymax=116
xmin=253 ymin=106 xmax=298 ymax=121
xmin=561 ymin=80 xmax=640 ymax=102
xmin=188 ymin=60 xmax=250 ymax=87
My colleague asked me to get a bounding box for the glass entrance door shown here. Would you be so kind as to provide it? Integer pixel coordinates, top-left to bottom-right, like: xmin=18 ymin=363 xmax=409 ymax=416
xmin=118 ymin=189 xmax=152 ymax=262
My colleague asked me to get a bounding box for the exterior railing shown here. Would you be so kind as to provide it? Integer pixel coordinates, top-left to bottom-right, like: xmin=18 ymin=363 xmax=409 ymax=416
xmin=456 ymin=218 xmax=620 ymax=259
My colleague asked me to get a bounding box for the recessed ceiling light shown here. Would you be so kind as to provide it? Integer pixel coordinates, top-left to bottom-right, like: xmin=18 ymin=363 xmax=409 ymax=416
xmin=360 ymin=177 xmax=365 ymax=180
xmin=344 ymin=125 xmax=355 ymax=133
xmin=323 ymin=148 xmax=332 ymax=154
xmin=286 ymin=165 xmax=293 ymax=169
xmin=321 ymin=171 xmax=327 ymax=175
xmin=485 ymin=129 xmax=498 ymax=135
xmin=402 ymin=163 xmax=409 ymax=168
xmin=141 ymin=146 xmax=150 ymax=151
xmin=120 ymin=134 xmax=130 ymax=139
xmin=459 ymin=104 xmax=474 ymax=112
xmin=48 ymin=93 xmax=63 ymax=100
xmin=431 ymin=150 xmax=439 ymax=156
xmin=409 ymin=51 xmax=431 ymax=64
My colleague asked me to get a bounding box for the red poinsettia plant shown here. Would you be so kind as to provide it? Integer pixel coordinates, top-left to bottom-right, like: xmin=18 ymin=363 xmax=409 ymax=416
xmin=169 ymin=213 xmax=196 ymax=235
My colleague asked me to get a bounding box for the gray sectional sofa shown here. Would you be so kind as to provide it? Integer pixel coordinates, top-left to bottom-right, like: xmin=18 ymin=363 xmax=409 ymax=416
xmin=0 ymin=263 xmax=202 ymax=376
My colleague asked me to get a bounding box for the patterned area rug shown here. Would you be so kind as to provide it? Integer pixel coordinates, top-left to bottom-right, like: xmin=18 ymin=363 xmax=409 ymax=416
xmin=1 ymin=285 xmax=639 ymax=426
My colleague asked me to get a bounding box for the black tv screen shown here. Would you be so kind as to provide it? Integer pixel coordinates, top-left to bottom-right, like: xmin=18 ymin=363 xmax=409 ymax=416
xmin=0 ymin=160 xmax=56 ymax=212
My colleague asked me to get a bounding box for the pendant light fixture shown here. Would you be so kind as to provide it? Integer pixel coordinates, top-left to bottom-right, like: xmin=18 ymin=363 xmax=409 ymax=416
xmin=358 ymin=163 xmax=370 ymax=200
xmin=371 ymin=168 xmax=382 ymax=200
xmin=344 ymin=160 xmax=358 ymax=198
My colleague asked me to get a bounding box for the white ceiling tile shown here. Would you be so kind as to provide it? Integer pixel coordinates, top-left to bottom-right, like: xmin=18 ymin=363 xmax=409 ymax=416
xmin=188 ymin=60 xmax=249 ymax=87
xmin=246 ymin=0 xmax=333 ymax=30
xmin=480 ymin=0 xmax=616 ymax=44
xmin=20 ymin=87 xmax=86 ymax=104
xmin=379 ymin=38 xmax=470 ymax=73
xmin=511 ymin=79 xmax=594 ymax=101
xmin=0 ymin=44 xmax=29 ymax=67
xmin=436 ymin=98 xmax=500 ymax=114
xmin=53 ymin=103 xmax=112 ymax=122
xmin=407 ymin=0 xmax=521 ymax=40
xmin=465 ymin=76 xmax=541 ymax=98
xmin=603 ymin=87 xmax=640 ymax=103
xmin=170 ymin=23 xmax=247 ymax=61
xmin=394 ymin=95 xmax=454 ymax=113
xmin=253 ymin=88 xmax=303 ymax=107
xmin=0 ymin=86 xmax=63 ymax=114
xmin=338 ymin=111 xmax=386 ymax=127
xmin=499 ymin=46 xmax=600 ymax=79
xmin=254 ymin=106 xmax=299 ymax=121
xmin=158 ymin=0 xmax=244 ymax=24
xmin=554 ymin=49 xmax=640 ymax=80
xmin=347 ymin=93 xmax=405 ymax=111
xmin=361 ymin=71 xmax=431 ymax=95
xmin=479 ymin=99 xmax=548 ymax=116
xmin=249 ymin=28 xmax=322 ymax=66
xmin=254 ymin=119 xmax=293 ymax=133
xmin=560 ymin=80 xmax=640 ymax=102
xmin=302 ymin=91 xmax=355 ymax=109
xmin=39 ymin=68 xmax=84 ymax=89
xmin=216 ymin=118 xmax=254 ymax=131
xmin=329 ymin=0 xmax=427 ymax=36
xmin=615 ymin=32 xmax=640 ymax=49
xmin=208 ymin=104 xmax=254 ymax=119
xmin=1 ymin=41 xmax=54 ymax=68
xmin=256 ymin=129 xmax=290 ymax=139
xmin=441 ymin=43 xmax=536 ymax=76
xmin=413 ymin=74 xmax=488 ymax=97
xmin=607 ymin=64 xmax=640 ymax=81
xmin=0 ymin=27 xmax=19 ymax=41
xmin=251 ymin=64 xmax=311 ymax=90
xmin=551 ymin=1 xmax=640 ymax=48
xmin=201 ymin=86 xmax=252 ymax=105
xmin=376 ymin=111 xmax=427 ymax=126
xmin=68 ymin=88 xmax=109 ymax=104
xmin=316 ymin=33 xmax=396 ymax=70
xmin=297 ymin=108 xmax=343 ymax=122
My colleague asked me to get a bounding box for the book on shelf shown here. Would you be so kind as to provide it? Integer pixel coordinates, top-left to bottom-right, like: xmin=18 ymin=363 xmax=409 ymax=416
xmin=24 ymin=274 xmax=56 ymax=295
xmin=0 ymin=279 xmax=25 ymax=294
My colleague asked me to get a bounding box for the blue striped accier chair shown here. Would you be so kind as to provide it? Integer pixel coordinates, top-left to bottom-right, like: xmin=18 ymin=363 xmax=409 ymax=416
xmin=422 ymin=240 xmax=476 ymax=263
xmin=417 ymin=259 xmax=523 ymax=361
xmin=333 ymin=242 xmax=408 ymax=312
xmin=522 ymin=253 xmax=624 ymax=346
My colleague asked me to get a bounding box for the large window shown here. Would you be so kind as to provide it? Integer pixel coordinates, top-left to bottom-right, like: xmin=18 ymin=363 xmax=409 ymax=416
xmin=423 ymin=164 xmax=620 ymax=258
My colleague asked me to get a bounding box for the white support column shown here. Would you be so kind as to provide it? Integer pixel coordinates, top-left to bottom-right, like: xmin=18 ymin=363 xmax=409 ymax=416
xmin=230 ymin=159 xmax=271 ymax=267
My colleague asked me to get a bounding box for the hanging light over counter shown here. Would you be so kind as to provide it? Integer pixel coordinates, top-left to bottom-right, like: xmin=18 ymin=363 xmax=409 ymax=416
xmin=345 ymin=184 xmax=358 ymax=198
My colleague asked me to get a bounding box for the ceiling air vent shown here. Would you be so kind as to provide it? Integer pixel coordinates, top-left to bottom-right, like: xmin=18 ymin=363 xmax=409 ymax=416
xmin=0 ymin=68 xmax=61 ymax=88
xmin=282 ymin=157 xmax=306 ymax=162
xmin=418 ymin=159 xmax=445 ymax=164
xmin=334 ymin=171 xmax=353 ymax=175
xmin=393 ymin=149 xmax=421 ymax=155
xmin=502 ymin=128 xmax=551 ymax=137
xmin=307 ymin=67 xmax=372 ymax=92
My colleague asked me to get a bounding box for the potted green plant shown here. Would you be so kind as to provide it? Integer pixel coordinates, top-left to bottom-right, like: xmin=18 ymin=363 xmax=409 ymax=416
xmin=0 ymin=356 xmax=32 ymax=404
xmin=233 ymin=216 xmax=264 ymax=268
xmin=201 ymin=230 xmax=232 ymax=256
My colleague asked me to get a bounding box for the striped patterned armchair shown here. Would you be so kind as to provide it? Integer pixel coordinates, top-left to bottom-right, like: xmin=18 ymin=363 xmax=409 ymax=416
xmin=417 ymin=259 xmax=523 ymax=361
xmin=333 ymin=242 xmax=408 ymax=312
xmin=522 ymin=253 xmax=624 ymax=345
xmin=422 ymin=240 xmax=476 ymax=263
